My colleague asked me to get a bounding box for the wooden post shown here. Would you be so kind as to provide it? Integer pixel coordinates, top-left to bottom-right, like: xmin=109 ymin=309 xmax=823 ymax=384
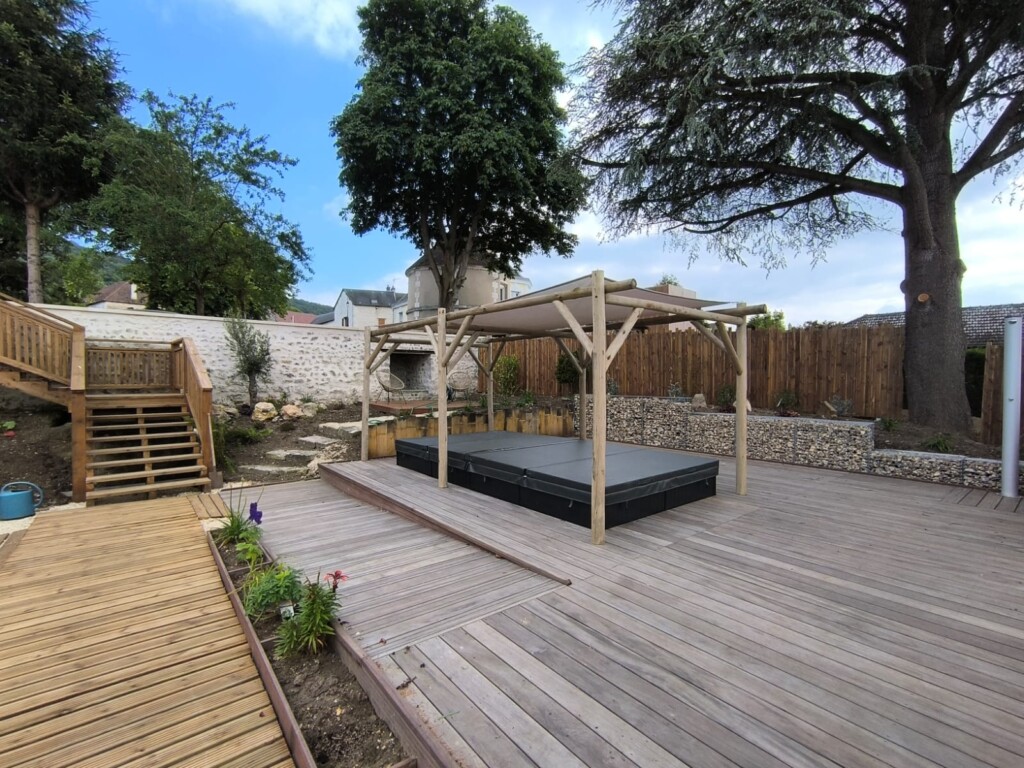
xmin=590 ymin=270 xmax=607 ymax=545
xmin=437 ymin=308 xmax=448 ymax=488
xmin=579 ymin=354 xmax=588 ymax=440
xmin=736 ymin=303 xmax=748 ymax=495
xmin=361 ymin=328 xmax=371 ymax=462
xmin=487 ymin=346 xmax=495 ymax=432
xmin=69 ymin=327 xmax=86 ymax=502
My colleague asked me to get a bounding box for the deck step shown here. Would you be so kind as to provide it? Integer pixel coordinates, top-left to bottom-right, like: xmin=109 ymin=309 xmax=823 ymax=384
xmin=87 ymin=452 xmax=202 ymax=469
xmin=88 ymin=410 xmax=188 ymax=422
xmin=87 ymin=430 xmax=196 ymax=444
xmin=86 ymin=440 xmax=199 ymax=457
xmin=85 ymin=476 xmax=212 ymax=501
xmin=89 ymin=465 xmax=207 ymax=484
xmin=87 ymin=421 xmax=191 ymax=433
xmin=86 ymin=394 xmax=187 ymax=409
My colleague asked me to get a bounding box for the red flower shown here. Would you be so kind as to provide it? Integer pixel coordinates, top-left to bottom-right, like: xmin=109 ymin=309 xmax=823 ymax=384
xmin=324 ymin=569 xmax=348 ymax=591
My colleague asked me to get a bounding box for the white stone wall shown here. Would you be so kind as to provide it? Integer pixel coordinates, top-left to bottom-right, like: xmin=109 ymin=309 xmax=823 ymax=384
xmin=39 ymin=305 xmax=368 ymax=406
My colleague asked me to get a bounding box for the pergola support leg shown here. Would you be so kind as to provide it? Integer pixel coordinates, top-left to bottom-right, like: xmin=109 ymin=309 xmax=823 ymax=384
xmin=735 ymin=303 xmax=748 ymax=495
xmin=361 ymin=328 xmax=371 ymax=461
xmin=590 ymin=270 xmax=607 ymax=545
xmin=436 ymin=308 xmax=448 ymax=489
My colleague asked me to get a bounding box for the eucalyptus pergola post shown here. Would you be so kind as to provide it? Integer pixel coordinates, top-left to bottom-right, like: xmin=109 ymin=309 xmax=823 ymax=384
xmin=579 ymin=355 xmax=588 ymax=440
xmin=590 ymin=270 xmax=607 ymax=545
xmin=436 ymin=308 xmax=448 ymax=489
xmin=487 ymin=347 xmax=495 ymax=431
xmin=361 ymin=328 xmax=371 ymax=461
xmin=735 ymin=303 xmax=749 ymax=495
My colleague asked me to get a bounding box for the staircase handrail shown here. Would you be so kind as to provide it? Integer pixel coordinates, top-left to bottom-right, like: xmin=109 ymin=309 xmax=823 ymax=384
xmin=0 ymin=292 xmax=84 ymax=333
xmin=0 ymin=293 xmax=85 ymax=385
xmin=171 ymin=337 xmax=216 ymax=473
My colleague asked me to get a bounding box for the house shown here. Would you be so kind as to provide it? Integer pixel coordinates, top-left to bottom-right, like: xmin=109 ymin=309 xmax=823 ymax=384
xmin=88 ymin=281 xmax=147 ymax=310
xmin=846 ymin=302 xmax=1024 ymax=347
xmin=318 ymin=288 xmax=408 ymax=329
xmin=274 ymin=311 xmax=317 ymax=324
xmin=404 ymin=253 xmax=532 ymax=320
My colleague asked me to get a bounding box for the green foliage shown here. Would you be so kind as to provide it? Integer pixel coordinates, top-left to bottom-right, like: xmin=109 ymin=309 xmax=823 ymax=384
xmin=827 ymin=394 xmax=854 ymax=418
xmin=275 ymin=577 xmax=340 ymax=658
xmin=606 ymin=377 xmax=620 ymax=396
xmin=224 ymin=424 xmax=272 ymax=445
xmin=878 ymin=417 xmax=899 ymax=432
xmin=225 ymin=316 xmax=273 ymax=407
xmin=214 ymin=509 xmax=256 ymax=546
xmin=235 ymin=525 xmax=265 ymax=570
xmin=288 ymin=297 xmax=333 ymax=315
xmin=493 ymin=355 xmax=520 ymax=398
xmin=774 ymin=390 xmax=799 ymax=414
xmin=83 ymin=93 xmax=309 ymax=317
xmin=748 ymin=311 xmax=787 ymax=331
xmin=242 ymin=564 xmax=303 ymax=618
xmin=667 ymin=382 xmax=683 ymax=398
xmin=921 ymin=434 xmax=954 ymax=454
xmin=575 ymin=0 xmax=1020 ymax=432
xmin=1 ymin=420 xmax=15 ymax=431
xmin=659 ymin=273 xmax=679 ymax=286
xmin=716 ymin=384 xmax=736 ymax=411
xmin=801 ymin=320 xmax=844 ymax=329
xmin=211 ymin=418 xmax=236 ymax=475
xmin=332 ymin=0 xmax=587 ymax=311
xmin=516 ymin=390 xmax=536 ymax=408
xmin=555 ymin=352 xmax=581 ymax=386
xmin=0 ymin=0 xmax=126 ymax=301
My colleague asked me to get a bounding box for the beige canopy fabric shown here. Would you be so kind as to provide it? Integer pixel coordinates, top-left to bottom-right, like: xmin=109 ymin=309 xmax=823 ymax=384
xmin=360 ymin=270 xmax=763 ymax=546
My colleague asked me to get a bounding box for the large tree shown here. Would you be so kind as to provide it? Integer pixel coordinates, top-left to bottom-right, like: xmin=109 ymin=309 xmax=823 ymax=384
xmin=332 ymin=0 xmax=587 ymax=311
xmin=0 ymin=0 xmax=125 ymax=302
xmin=86 ymin=93 xmax=309 ymax=317
xmin=576 ymin=0 xmax=1024 ymax=432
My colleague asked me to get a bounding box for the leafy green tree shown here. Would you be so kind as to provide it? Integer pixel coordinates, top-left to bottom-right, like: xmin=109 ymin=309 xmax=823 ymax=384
xmin=224 ymin=316 xmax=273 ymax=407
xmin=86 ymin=94 xmax=309 ymax=317
xmin=747 ymin=310 xmax=786 ymax=331
xmin=332 ymin=0 xmax=587 ymax=311
xmin=576 ymin=0 xmax=1024 ymax=433
xmin=0 ymin=0 xmax=125 ymax=302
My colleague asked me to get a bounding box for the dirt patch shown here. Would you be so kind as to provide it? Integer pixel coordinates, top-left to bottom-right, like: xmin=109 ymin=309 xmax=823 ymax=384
xmin=219 ymin=543 xmax=405 ymax=768
xmin=872 ymin=419 xmax=1002 ymax=459
xmin=0 ymin=406 xmax=72 ymax=505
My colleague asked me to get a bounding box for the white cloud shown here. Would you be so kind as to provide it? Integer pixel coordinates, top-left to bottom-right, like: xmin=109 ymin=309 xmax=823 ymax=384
xmin=322 ymin=191 xmax=350 ymax=224
xmin=209 ymin=0 xmax=362 ymax=57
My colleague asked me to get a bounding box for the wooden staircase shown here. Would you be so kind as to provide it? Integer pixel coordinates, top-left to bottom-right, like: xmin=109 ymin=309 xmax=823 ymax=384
xmin=1 ymin=293 xmax=217 ymax=504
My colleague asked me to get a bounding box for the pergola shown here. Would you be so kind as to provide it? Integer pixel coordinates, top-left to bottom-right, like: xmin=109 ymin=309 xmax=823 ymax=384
xmin=360 ymin=270 xmax=766 ymax=545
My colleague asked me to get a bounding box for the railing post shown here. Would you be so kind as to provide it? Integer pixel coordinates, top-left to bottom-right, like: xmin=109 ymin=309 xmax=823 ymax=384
xmin=70 ymin=327 xmax=87 ymax=502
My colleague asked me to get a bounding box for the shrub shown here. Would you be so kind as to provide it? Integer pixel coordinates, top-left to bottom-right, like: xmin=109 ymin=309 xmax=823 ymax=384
xmin=827 ymin=394 xmax=854 ymax=417
xmin=921 ymin=434 xmax=954 ymax=454
xmin=878 ymin=416 xmax=898 ymax=432
xmin=775 ymin=390 xmax=799 ymax=415
xmin=224 ymin=425 xmax=271 ymax=444
xmin=276 ymin=570 xmax=346 ymax=657
xmin=716 ymin=384 xmax=736 ymax=410
xmin=516 ymin=390 xmax=536 ymax=408
xmin=667 ymin=382 xmax=683 ymax=398
xmin=493 ymin=355 xmax=519 ymax=397
xmin=235 ymin=524 xmax=265 ymax=570
xmin=555 ymin=351 xmax=580 ymax=386
xmin=243 ymin=564 xmax=303 ymax=618
xmin=225 ymin=316 xmax=273 ymax=407
xmin=607 ymin=377 xmax=619 ymax=396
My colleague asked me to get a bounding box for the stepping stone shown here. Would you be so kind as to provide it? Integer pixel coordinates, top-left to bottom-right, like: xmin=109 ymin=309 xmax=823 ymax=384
xmin=240 ymin=465 xmax=307 ymax=474
xmin=299 ymin=435 xmax=340 ymax=445
xmin=267 ymin=449 xmax=319 ymax=460
xmin=320 ymin=416 xmax=396 ymax=435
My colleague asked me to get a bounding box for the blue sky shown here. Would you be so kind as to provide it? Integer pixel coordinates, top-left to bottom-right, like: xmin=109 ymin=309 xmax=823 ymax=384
xmin=90 ymin=0 xmax=1022 ymax=324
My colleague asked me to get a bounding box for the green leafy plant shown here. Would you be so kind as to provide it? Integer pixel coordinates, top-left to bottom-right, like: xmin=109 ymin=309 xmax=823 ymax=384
xmin=607 ymin=377 xmax=620 ymax=396
xmin=225 ymin=316 xmax=273 ymax=407
xmin=775 ymin=390 xmax=799 ymax=416
xmin=214 ymin=509 xmax=254 ymax=546
xmin=242 ymin=564 xmax=302 ymax=618
xmin=1 ymin=420 xmax=15 ymax=430
xmin=716 ymin=384 xmax=736 ymax=411
xmin=516 ymin=390 xmax=536 ymax=408
xmin=878 ymin=416 xmax=899 ymax=432
xmin=210 ymin=419 xmax=236 ymax=474
xmin=555 ymin=352 xmax=580 ymax=386
xmin=827 ymin=394 xmax=854 ymax=418
xmin=493 ymin=355 xmax=520 ymax=398
xmin=921 ymin=434 xmax=954 ymax=454
xmin=667 ymin=382 xmax=683 ymax=398
xmin=235 ymin=524 xmax=265 ymax=570
xmin=276 ymin=570 xmax=346 ymax=657
xmin=224 ymin=425 xmax=272 ymax=445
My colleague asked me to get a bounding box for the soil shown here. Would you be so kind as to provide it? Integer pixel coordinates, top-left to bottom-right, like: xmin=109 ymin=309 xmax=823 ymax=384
xmin=0 ymin=405 xmax=73 ymax=505
xmin=219 ymin=542 xmax=406 ymax=768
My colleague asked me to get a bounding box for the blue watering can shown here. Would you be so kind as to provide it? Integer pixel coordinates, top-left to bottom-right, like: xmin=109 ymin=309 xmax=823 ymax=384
xmin=0 ymin=482 xmax=43 ymax=520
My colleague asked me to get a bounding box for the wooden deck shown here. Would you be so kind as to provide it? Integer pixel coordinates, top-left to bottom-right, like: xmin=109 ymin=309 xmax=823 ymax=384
xmin=249 ymin=481 xmax=561 ymax=657
xmin=256 ymin=456 xmax=1024 ymax=768
xmin=0 ymin=496 xmax=296 ymax=768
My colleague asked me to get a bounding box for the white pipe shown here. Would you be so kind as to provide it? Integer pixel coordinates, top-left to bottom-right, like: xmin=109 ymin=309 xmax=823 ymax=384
xmin=1002 ymin=317 xmax=1022 ymax=498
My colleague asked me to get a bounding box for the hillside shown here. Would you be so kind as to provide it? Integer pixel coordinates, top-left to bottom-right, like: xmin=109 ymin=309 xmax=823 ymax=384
xmin=288 ymin=297 xmax=333 ymax=315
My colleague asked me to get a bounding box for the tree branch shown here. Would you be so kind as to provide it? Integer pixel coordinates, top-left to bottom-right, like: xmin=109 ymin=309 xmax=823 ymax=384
xmin=954 ymin=92 xmax=1024 ymax=188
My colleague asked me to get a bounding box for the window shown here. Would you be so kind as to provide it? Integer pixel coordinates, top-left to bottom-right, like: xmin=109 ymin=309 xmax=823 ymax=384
xmin=378 ymin=318 xmax=386 ymax=327
xmin=499 ymin=286 xmax=507 ymax=301
xmin=341 ymin=317 xmax=349 ymax=327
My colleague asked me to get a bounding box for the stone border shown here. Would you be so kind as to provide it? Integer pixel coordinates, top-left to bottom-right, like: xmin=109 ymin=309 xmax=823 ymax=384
xmin=576 ymin=396 xmax=1023 ymax=492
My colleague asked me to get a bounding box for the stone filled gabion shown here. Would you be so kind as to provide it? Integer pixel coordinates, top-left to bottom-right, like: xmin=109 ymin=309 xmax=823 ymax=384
xmin=572 ymin=395 xmax=1021 ymax=491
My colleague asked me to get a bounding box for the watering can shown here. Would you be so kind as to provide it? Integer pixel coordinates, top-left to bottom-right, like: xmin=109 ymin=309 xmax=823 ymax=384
xmin=0 ymin=482 xmax=43 ymax=520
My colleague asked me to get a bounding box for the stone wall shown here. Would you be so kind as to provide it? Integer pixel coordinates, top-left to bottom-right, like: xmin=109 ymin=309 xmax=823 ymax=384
xmin=39 ymin=305 xmax=368 ymax=405
xmin=576 ymin=395 xmax=1023 ymax=492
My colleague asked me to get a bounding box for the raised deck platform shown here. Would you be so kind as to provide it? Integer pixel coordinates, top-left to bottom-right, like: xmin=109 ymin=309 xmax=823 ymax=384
xmin=396 ymin=432 xmax=718 ymax=527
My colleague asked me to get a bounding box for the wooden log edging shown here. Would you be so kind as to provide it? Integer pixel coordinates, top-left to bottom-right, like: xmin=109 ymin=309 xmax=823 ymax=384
xmin=206 ymin=534 xmax=318 ymax=768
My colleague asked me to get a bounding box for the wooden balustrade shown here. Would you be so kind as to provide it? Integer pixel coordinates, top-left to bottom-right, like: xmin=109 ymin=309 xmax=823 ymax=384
xmin=172 ymin=338 xmax=216 ymax=473
xmin=0 ymin=293 xmax=81 ymax=384
xmin=86 ymin=342 xmax=174 ymax=389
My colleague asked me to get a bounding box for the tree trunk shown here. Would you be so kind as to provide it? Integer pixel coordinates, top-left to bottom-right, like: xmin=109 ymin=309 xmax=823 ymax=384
xmin=248 ymin=374 xmax=258 ymax=408
xmin=24 ymin=202 xmax=43 ymax=303
xmin=195 ymin=287 xmax=205 ymax=316
xmin=901 ymin=140 xmax=972 ymax=434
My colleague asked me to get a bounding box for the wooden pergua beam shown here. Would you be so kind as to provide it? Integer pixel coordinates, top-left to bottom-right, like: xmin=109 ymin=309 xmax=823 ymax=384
xmin=590 ymin=270 xmax=607 ymax=546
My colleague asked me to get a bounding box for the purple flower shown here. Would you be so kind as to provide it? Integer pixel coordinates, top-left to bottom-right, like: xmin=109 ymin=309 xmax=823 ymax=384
xmin=248 ymin=502 xmax=263 ymax=525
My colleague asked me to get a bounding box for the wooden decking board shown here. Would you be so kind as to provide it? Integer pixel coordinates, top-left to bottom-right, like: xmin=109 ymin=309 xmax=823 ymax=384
xmin=254 ymin=480 xmax=561 ymax=658
xmin=260 ymin=458 xmax=1024 ymax=768
xmin=0 ymin=495 xmax=296 ymax=767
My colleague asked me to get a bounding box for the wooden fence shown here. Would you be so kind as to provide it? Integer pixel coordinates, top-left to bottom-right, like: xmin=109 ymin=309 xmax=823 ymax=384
xmin=367 ymin=407 xmax=575 ymax=458
xmin=86 ymin=341 xmax=173 ymax=389
xmin=486 ymin=326 xmax=907 ymax=419
xmin=980 ymin=342 xmax=1024 ymax=446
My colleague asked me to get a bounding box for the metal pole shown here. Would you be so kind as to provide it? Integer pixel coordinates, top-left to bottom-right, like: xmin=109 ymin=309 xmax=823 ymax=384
xmin=1002 ymin=317 xmax=1021 ymax=498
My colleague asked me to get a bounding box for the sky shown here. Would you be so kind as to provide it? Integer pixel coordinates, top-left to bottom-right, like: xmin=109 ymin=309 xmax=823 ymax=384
xmin=87 ymin=0 xmax=1023 ymax=324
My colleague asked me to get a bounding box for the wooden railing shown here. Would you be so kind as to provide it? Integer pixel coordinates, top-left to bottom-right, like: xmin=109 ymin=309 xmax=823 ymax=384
xmin=0 ymin=292 xmax=82 ymax=384
xmin=172 ymin=338 xmax=216 ymax=473
xmin=86 ymin=340 xmax=174 ymax=390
